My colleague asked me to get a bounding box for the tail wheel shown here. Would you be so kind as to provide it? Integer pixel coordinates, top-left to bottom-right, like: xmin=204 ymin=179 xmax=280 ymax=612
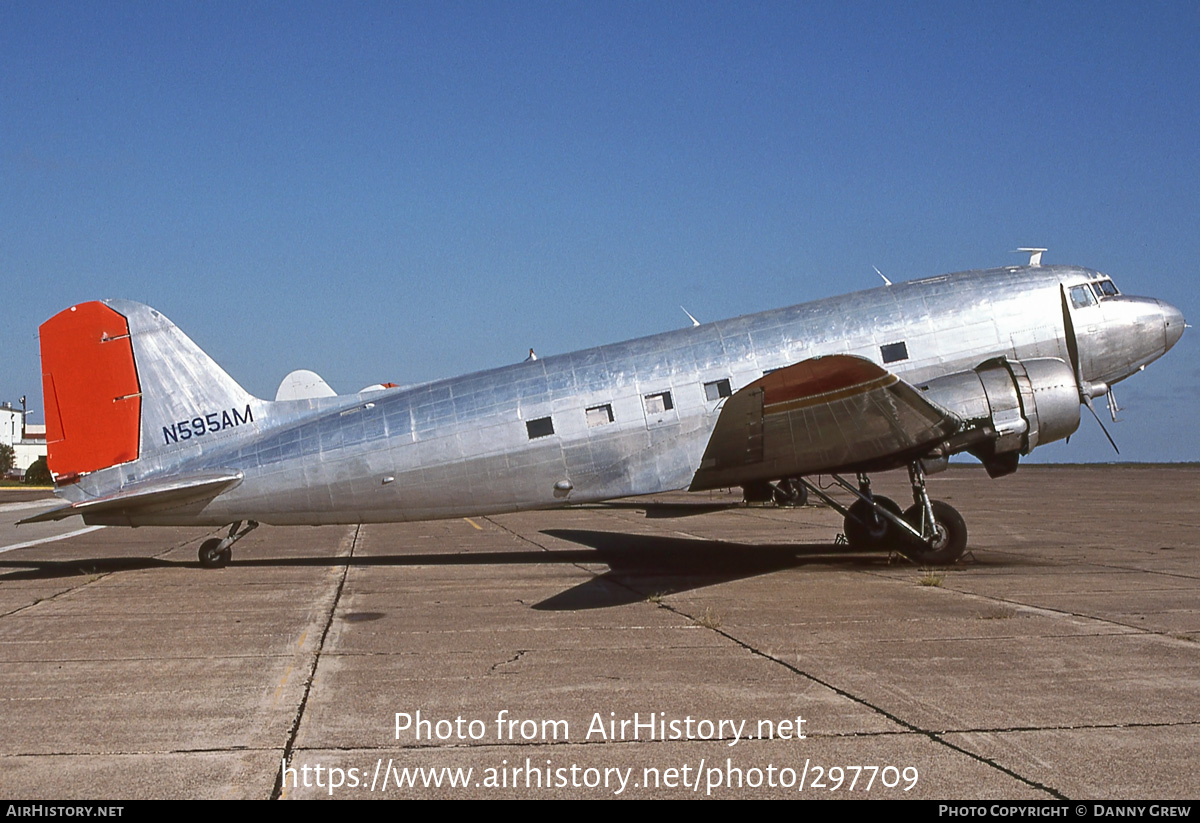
xmin=843 ymin=496 xmax=901 ymax=548
xmin=900 ymin=500 xmax=967 ymax=565
xmin=198 ymin=538 xmax=232 ymax=569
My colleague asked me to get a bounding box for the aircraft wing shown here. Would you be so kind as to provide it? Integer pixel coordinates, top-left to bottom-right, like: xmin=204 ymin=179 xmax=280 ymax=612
xmin=689 ymin=355 xmax=960 ymax=491
xmin=17 ymin=471 xmax=243 ymax=526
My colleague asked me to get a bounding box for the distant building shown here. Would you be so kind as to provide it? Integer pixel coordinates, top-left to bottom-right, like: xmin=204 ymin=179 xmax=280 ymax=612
xmin=1 ymin=399 xmax=47 ymax=479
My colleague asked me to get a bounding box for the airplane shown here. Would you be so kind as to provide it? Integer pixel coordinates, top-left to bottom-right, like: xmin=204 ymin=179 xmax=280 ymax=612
xmin=21 ymin=253 xmax=1185 ymax=569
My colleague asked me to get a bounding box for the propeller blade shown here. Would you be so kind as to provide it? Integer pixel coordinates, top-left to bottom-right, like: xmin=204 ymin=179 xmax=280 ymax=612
xmin=1083 ymin=394 xmax=1120 ymax=454
xmin=1062 ymin=284 xmax=1119 ymax=454
xmin=1059 ymin=285 xmax=1083 ymax=387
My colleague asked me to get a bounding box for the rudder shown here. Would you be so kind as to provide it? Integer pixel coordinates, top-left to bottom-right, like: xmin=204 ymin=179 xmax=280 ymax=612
xmin=41 ymin=302 xmax=142 ymax=479
xmin=39 ymin=300 xmax=259 ymax=481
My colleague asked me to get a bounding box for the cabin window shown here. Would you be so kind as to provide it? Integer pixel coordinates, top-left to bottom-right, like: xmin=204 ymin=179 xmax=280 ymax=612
xmin=1070 ymin=285 xmax=1096 ymax=309
xmin=643 ymin=391 xmax=674 ymax=414
xmin=526 ymin=416 xmax=555 ymax=439
xmin=704 ymin=379 xmax=732 ymax=401
xmin=880 ymin=342 xmax=909 ymax=364
xmin=586 ymin=404 xmax=614 ymax=427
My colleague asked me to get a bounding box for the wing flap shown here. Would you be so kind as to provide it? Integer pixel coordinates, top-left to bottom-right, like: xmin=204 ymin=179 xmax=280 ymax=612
xmin=18 ymin=471 xmax=243 ymax=525
xmin=690 ymin=355 xmax=960 ymax=491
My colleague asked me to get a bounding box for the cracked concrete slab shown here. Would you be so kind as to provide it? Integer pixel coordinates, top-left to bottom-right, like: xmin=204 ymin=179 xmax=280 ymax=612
xmin=0 ymin=466 xmax=1197 ymax=798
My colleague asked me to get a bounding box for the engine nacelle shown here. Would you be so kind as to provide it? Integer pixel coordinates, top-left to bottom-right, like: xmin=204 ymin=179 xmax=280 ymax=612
xmin=919 ymin=357 xmax=1081 ymax=474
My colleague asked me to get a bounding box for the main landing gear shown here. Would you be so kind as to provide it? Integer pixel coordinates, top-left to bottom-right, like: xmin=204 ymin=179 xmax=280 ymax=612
xmin=794 ymin=465 xmax=968 ymax=565
xmin=198 ymin=520 xmax=259 ymax=568
xmin=742 ymin=477 xmax=810 ymax=508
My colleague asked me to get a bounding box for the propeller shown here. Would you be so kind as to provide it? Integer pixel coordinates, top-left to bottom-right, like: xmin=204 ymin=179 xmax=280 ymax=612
xmin=1060 ymin=285 xmax=1120 ymax=454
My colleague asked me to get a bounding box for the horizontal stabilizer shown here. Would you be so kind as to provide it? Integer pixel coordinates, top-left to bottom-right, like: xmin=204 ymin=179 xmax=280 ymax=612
xmin=275 ymin=369 xmax=337 ymax=401
xmin=690 ymin=355 xmax=960 ymax=491
xmin=18 ymin=471 xmax=243 ymax=525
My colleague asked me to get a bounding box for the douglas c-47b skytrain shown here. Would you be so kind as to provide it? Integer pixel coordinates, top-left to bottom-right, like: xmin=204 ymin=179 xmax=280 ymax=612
xmin=22 ymin=252 xmax=1185 ymax=568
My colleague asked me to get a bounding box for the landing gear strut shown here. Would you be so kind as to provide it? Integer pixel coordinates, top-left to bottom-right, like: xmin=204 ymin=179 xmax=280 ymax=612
xmin=198 ymin=520 xmax=259 ymax=568
xmin=794 ymin=465 xmax=967 ymax=564
xmin=899 ymin=463 xmax=967 ymax=565
xmin=742 ymin=478 xmax=810 ymax=507
xmin=840 ymin=474 xmax=901 ymax=548
xmin=772 ymin=477 xmax=809 ymax=508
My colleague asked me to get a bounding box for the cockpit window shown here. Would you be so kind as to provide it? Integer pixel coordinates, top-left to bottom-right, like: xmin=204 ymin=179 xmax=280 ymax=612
xmin=1079 ymin=278 xmax=1119 ymax=304
xmin=1070 ymin=284 xmax=1096 ymax=309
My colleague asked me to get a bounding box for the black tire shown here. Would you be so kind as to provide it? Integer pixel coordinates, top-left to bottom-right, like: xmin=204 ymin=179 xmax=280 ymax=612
xmin=773 ymin=478 xmax=808 ymax=507
xmin=843 ymin=496 xmax=901 ymax=548
xmin=900 ymin=500 xmax=967 ymax=565
xmin=198 ymin=537 xmax=231 ymax=569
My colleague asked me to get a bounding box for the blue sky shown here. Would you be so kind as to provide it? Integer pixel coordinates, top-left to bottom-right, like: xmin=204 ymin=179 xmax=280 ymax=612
xmin=3 ymin=1 xmax=1197 ymax=462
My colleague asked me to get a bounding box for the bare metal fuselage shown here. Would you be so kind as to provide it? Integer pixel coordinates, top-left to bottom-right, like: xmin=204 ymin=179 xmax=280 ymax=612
xmin=67 ymin=264 xmax=1181 ymax=526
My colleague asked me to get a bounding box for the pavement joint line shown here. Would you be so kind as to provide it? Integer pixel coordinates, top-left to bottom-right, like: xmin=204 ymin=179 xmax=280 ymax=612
xmin=9 ymin=720 xmax=1197 ymax=759
xmin=486 ymin=513 xmax=716 ymax=615
xmin=977 ymin=547 xmax=1200 ymax=582
xmin=1070 ymin=562 xmax=1200 ymax=583
xmin=0 ymin=652 xmax=361 ymax=663
xmin=382 ymin=488 xmax=1187 ymax=799
xmin=871 ymin=573 xmax=1200 ymax=644
xmin=271 ymin=523 xmax=359 ymax=801
xmin=651 ymin=597 xmax=1070 ymax=799
xmin=604 ymin=503 xmax=1080 ymax=801
xmin=0 ymin=746 xmax=271 ymax=758
xmin=483 ymin=517 xmax=623 ymax=608
xmin=727 ymin=507 xmax=828 ymax=525
xmin=484 ymin=512 xmax=1064 ymax=796
xmin=293 ymin=717 xmax=1200 ymax=754
xmin=0 ymin=525 xmax=106 ymax=554
xmin=0 ymin=530 xmax=220 ymax=619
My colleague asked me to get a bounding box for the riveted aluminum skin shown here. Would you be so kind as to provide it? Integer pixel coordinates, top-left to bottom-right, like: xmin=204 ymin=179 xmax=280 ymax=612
xmin=920 ymin=357 xmax=1081 ymax=455
xmin=43 ymin=263 xmax=1182 ymax=527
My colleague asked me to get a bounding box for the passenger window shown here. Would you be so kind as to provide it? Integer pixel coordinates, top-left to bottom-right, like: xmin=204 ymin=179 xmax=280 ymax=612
xmin=704 ymin=379 xmax=732 ymax=401
xmin=586 ymin=404 xmax=614 ymax=427
xmin=1070 ymin=285 xmax=1095 ymax=309
xmin=880 ymin=342 xmax=909 ymax=364
xmin=644 ymin=391 xmax=674 ymax=415
xmin=526 ymin=417 xmax=554 ymax=439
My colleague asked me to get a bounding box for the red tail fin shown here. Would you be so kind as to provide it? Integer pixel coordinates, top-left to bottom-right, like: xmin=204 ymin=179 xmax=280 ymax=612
xmin=41 ymin=302 xmax=142 ymax=480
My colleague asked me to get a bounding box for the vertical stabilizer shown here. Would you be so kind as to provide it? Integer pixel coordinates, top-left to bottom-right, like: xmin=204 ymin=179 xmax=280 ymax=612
xmin=39 ymin=300 xmax=260 ymax=481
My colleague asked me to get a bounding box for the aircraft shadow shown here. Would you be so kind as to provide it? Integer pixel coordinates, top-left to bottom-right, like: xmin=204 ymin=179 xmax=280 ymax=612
xmin=0 ymin=531 xmax=892 ymax=609
xmin=532 ymin=529 xmax=885 ymax=610
xmin=582 ymin=501 xmax=745 ymax=519
xmin=0 ymin=556 xmax=188 ymax=580
xmin=0 ymin=551 xmax=603 ymax=581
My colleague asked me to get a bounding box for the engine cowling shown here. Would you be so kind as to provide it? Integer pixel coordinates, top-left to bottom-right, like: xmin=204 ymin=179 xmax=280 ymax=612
xmin=918 ymin=357 xmax=1081 ymax=475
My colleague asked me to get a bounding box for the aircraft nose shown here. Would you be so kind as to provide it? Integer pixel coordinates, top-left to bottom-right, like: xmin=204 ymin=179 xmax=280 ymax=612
xmin=1159 ymin=300 xmax=1185 ymax=352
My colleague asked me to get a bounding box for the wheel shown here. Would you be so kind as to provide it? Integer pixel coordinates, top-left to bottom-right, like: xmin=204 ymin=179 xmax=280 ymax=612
xmin=772 ymin=478 xmax=808 ymax=507
xmin=843 ymin=496 xmax=902 ymax=548
xmin=900 ymin=500 xmax=967 ymax=565
xmin=198 ymin=537 xmax=232 ymax=568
